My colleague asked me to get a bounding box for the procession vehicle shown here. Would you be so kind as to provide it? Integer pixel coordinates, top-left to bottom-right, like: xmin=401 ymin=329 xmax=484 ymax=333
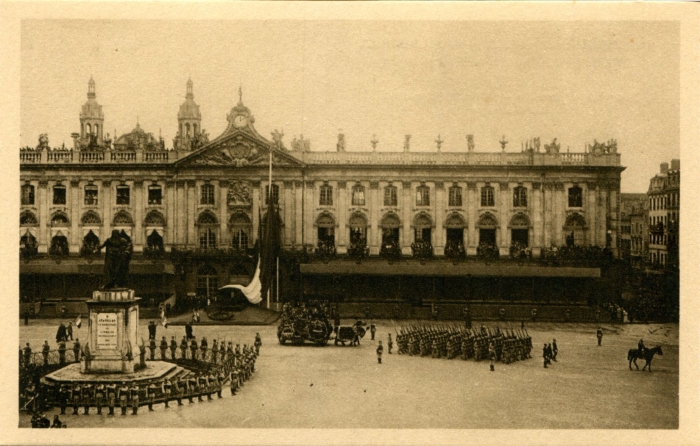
xmin=334 ymin=320 xmax=367 ymax=346
xmin=277 ymin=303 xmax=333 ymax=346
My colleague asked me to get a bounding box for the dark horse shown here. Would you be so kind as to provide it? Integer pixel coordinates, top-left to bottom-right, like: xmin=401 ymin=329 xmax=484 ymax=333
xmin=628 ymin=346 xmax=663 ymax=372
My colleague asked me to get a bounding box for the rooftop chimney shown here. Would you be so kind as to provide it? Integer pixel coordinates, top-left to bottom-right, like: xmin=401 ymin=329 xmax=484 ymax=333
xmin=660 ymin=162 xmax=669 ymax=174
xmin=671 ymin=159 xmax=680 ymax=171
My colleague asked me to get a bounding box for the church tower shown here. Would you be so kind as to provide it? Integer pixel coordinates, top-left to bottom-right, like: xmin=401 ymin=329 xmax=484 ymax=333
xmin=174 ymin=78 xmax=202 ymax=150
xmin=79 ymin=77 xmax=104 ymax=145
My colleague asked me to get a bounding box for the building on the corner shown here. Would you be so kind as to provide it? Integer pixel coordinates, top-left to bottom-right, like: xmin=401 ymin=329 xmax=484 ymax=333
xmin=646 ymin=160 xmax=680 ymax=269
xmin=19 ymin=78 xmax=626 ymax=320
xmin=619 ymin=193 xmax=647 ymax=263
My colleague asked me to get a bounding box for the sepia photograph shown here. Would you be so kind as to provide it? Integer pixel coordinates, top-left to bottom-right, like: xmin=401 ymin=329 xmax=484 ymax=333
xmin=2 ymin=2 xmax=699 ymax=445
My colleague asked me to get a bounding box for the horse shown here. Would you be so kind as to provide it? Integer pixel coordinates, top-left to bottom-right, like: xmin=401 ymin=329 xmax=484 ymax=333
xmin=627 ymin=346 xmax=663 ymax=372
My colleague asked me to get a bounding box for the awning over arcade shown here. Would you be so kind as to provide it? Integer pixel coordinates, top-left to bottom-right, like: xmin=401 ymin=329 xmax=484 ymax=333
xmin=300 ymin=260 xmax=600 ymax=278
xmin=20 ymin=259 xmax=176 ymax=275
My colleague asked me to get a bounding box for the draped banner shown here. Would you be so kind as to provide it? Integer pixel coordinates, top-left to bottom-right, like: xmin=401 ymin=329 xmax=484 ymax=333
xmin=220 ymin=259 xmax=263 ymax=304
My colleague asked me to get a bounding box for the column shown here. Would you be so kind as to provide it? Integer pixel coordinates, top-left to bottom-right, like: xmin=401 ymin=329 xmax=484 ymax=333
xmin=532 ymin=182 xmax=542 ymax=256
xmin=434 ymin=182 xmax=445 ymax=256
xmin=543 ymin=183 xmax=553 ymax=246
xmin=70 ymin=180 xmax=80 ymax=252
xmin=499 ymin=182 xmax=510 ymax=255
xmin=337 ymin=181 xmax=348 ymax=252
xmin=609 ymin=180 xmax=620 ymax=255
xmin=466 ymin=182 xmax=477 ymax=255
xmin=187 ymin=181 xmax=196 ymax=247
xmin=401 ymin=181 xmax=412 ymax=255
xmin=165 ymin=181 xmax=175 ymax=249
xmin=554 ymin=183 xmax=564 ymax=246
xmin=37 ymin=181 xmax=48 ymax=253
xmin=586 ymin=182 xmax=597 ymax=246
xmin=219 ymin=180 xmax=228 ymax=248
xmin=133 ymin=180 xmax=143 ymax=251
xmin=284 ymin=181 xmax=294 ymax=247
xmin=294 ymin=181 xmax=303 ymax=248
xmin=597 ymin=184 xmax=608 ymax=248
xmin=252 ymin=180 xmax=261 ymax=242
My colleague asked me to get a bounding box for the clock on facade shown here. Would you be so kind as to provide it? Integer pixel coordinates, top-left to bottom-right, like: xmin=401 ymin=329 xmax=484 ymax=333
xmin=233 ymin=115 xmax=247 ymax=128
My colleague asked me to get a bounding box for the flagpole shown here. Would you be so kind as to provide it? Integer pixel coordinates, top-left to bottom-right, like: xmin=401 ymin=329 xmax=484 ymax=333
xmin=267 ymin=146 xmax=273 ymax=310
xmin=276 ymin=257 xmax=279 ymax=305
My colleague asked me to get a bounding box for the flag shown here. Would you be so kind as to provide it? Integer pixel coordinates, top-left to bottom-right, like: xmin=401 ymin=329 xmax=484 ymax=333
xmin=259 ymin=206 xmax=281 ymax=300
xmin=74 ymin=314 xmax=82 ymax=329
xmin=220 ymin=259 xmax=263 ymax=304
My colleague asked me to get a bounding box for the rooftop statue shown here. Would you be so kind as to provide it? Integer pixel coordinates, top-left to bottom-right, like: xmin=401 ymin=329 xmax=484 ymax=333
xmin=337 ymin=133 xmax=346 ymax=152
xmin=544 ymin=138 xmax=560 ymax=154
xmin=271 ymin=129 xmax=285 ymax=149
xmin=404 ymin=134 xmax=411 ymax=152
xmin=466 ymin=134 xmax=475 ymax=152
xmin=37 ymin=134 xmax=50 ymax=151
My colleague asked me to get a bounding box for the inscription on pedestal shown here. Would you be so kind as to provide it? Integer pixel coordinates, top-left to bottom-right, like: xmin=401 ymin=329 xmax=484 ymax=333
xmin=96 ymin=313 xmax=118 ymax=350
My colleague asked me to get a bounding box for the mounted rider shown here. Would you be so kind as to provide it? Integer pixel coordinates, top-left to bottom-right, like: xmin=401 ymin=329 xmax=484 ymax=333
xmin=638 ymin=338 xmax=646 ymax=356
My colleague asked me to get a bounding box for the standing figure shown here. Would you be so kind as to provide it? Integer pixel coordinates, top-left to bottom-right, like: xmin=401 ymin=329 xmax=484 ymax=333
xmin=211 ymin=340 xmax=219 ymax=364
xmin=56 ymin=323 xmax=67 ymax=343
xmin=129 ymin=384 xmax=140 ymax=415
xmin=73 ymin=338 xmax=81 ymax=363
xmin=66 ymin=322 xmax=73 ymax=341
xmin=58 ymin=341 xmax=66 ymax=365
xmin=596 ymin=328 xmax=603 ymax=346
xmin=118 ymin=382 xmax=129 ymax=415
xmin=106 ymin=383 xmax=117 ymax=415
xmin=185 ymin=322 xmax=193 ymax=340
xmin=99 ymin=230 xmax=133 ymax=289
xmin=387 ymin=333 xmax=393 ymax=354
xmin=376 ymin=340 xmax=384 ymax=364
xmin=254 ymin=333 xmax=262 ymax=355
xmin=370 ymin=324 xmax=376 ymax=341
xmin=95 ymin=383 xmax=105 ymax=415
xmin=162 ymin=378 xmax=172 ymax=408
xmin=149 ymin=338 xmax=156 ymax=361
xmin=489 ymin=342 xmax=496 ymax=371
xmin=160 ymin=336 xmax=168 ymax=360
xmin=42 ymin=340 xmax=50 ymax=366
xmin=552 ymin=339 xmax=558 ymax=361
xmin=180 ymin=336 xmax=188 ymax=359
xmin=170 ymin=336 xmax=178 ymax=360
xmin=543 ymin=343 xmax=549 ymax=368
xmin=200 ymin=337 xmax=208 ymax=361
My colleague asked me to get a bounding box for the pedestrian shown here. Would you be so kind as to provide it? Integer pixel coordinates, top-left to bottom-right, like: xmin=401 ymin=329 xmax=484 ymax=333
xmin=543 ymin=343 xmax=549 ymax=368
xmin=388 ymin=333 xmax=393 ymax=354
xmin=370 ymin=324 xmax=376 ymax=341
xmin=66 ymin=322 xmax=73 ymax=341
xmin=376 ymin=340 xmax=383 ymax=364
xmin=56 ymin=323 xmax=67 ymax=343
xmin=73 ymin=338 xmax=81 ymax=363
xmin=552 ymin=339 xmax=558 ymax=361
xmin=23 ymin=311 xmax=29 ymax=326
xmin=546 ymin=343 xmax=553 ymax=365
xmin=42 ymin=340 xmax=50 ymax=366
xmin=489 ymin=342 xmax=496 ymax=371
xmin=596 ymin=327 xmax=603 ymax=346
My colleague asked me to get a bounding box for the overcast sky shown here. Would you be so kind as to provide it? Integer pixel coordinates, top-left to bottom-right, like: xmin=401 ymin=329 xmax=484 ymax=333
xmin=20 ymin=20 xmax=679 ymax=192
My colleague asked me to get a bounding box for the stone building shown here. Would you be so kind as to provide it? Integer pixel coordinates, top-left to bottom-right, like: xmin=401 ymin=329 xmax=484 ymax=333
xmin=647 ymin=160 xmax=680 ymax=269
xmin=619 ymin=193 xmax=647 ymax=262
xmin=19 ymin=78 xmax=625 ymax=318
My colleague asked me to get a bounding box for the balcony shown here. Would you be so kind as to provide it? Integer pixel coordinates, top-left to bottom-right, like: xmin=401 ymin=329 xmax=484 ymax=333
xmin=20 ymin=149 xmax=177 ymax=165
xmin=411 ymin=240 xmax=434 ymax=259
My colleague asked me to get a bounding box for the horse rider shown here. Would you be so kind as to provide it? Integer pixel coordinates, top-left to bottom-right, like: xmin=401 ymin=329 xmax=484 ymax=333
xmin=638 ymin=338 xmax=646 ymax=356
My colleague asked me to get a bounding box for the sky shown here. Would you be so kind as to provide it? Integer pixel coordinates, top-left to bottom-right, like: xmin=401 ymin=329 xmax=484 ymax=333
xmin=20 ymin=20 xmax=680 ymax=193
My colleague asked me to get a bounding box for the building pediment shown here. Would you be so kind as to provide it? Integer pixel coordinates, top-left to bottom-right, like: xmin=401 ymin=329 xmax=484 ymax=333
xmin=175 ymin=132 xmax=304 ymax=168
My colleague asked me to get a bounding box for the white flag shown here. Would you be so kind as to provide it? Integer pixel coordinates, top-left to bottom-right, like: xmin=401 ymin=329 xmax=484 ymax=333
xmin=219 ymin=259 xmax=263 ymax=304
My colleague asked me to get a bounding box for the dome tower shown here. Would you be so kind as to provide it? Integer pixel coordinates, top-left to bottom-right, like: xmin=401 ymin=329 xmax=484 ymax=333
xmin=79 ymin=77 xmax=105 ymax=145
xmin=174 ymin=78 xmax=202 ymax=150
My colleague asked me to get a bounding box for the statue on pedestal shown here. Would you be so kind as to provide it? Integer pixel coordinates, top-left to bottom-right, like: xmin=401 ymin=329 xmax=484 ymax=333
xmin=99 ymin=230 xmax=133 ymax=289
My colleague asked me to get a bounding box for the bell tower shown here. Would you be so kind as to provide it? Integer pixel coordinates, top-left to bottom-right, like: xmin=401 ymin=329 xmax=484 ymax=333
xmin=79 ymin=77 xmax=105 ymax=145
xmin=175 ymin=78 xmax=202 ymax=150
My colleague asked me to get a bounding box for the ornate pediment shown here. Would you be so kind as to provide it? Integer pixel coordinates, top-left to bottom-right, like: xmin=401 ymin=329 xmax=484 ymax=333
xmin=176 ymin=133 xmax=304 ymax=168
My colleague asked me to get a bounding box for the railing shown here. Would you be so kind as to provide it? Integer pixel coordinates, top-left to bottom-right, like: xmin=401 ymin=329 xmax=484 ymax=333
xmin=144 ymin=151 xmax=169 ymax=162
xmin=79 ymin=152 xmax=105 ymax=163
xmin=411 ymin=241 xmax=434 ymax=259
xmin=20 ymin=152 xmax=42 ymax=163
xmin=47 ymin=151 xmax=73 ymax=163
xmin=561 ymin=153 xmax=586 ymax=165
xmin=111 ymin=151 xmax=136 ymax=162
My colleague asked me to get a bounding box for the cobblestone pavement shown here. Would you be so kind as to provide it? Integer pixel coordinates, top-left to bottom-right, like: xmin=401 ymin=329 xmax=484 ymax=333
xmin=18 ymin=319 xmax=678 ymax=429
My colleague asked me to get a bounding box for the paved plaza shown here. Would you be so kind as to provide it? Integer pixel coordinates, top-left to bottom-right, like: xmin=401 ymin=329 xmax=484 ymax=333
xmin=19 ymin=319 xmax=678 ymax=429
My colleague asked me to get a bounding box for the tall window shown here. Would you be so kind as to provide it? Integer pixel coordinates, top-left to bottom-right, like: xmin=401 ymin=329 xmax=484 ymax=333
xmin=84 ymin=185 xmax=98 ymax=206
xmin=148 ymin=185 xmax=162 ymax=205
xmin=352 ymin=184 xmax=365 ymax=206
xmin=384 ymin=185 xmax=397 ymax=206
xmin=201 ymin=184 xmax=215 ymax=205
xmin=199 ymin=228 xmax=217 ymax=248
xmin=568 ymin=186 xmax=583 ymax=207
xmin=481 ymin=185 xmax=495 ymax=207
xmin=116 ymin=185 xmax=130 ymax=205
xmin=21 ymin=184 xmax=35 ymax=205
xmin=231 ymin=228 xmax=249 ymax=250
xmin=265 ymin=184 xmax=279 ymax=205
xmin=53 ymin=185 xmax=66 ymax=205
xmin=513 ymin=186 xmax=527 ymax=207
xmin=319 ymin=184 xmax=333 ymax=206
xmin=416 ymin=185 xmax=430 ymax=206
xmin=448 ymin=185 xmax=462 ymax=207
xmin=196 ymin=265 xmax=218 ymax=297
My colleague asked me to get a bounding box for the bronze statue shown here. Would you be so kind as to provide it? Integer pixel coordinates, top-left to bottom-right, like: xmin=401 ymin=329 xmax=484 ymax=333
xmin=99 ymin=230 xmax=133 ymax=289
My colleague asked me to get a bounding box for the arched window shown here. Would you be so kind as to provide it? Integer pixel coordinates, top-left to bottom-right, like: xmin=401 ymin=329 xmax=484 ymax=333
xmin=563 ymin=213 xmax=587 ymax=246
xmin=317 ymin=213 xmax=335 ymax=246
xmin=349 ymin=212 xmax=368 ymax=245
xmin=146 ymin=230 xmax=164 ymax=252
xmin=81 ymin=230 xmax=100 ymax=256
xmin=86 ymin=123 xmax=92 ymax=135
xmin=352 ymin=184 xmax=365 ymax=206
xmin=413 ymin=213 xmax=432 ymax=243
xmin=193 ymin=123 xmax=198 ymax=136
xmin=568 ymin=186 xmax=583 ymax=208
xmin=94 ymin=123 xmax=99 ymax=136
xmin=144 ymin=210 xmax=166 ymax=227
xmin=196 ymin=264 xmax=218 ymax=297
xmin=81 ymin=211 xmax=101 ymax=226
xmin=198 ymin=211 xmax=218 ymax=248
xmin=185 ymin=123 xmax=191 ymax=137
xmin=380 ymin=212 xmax=401 ymax=247
xmin=197 ymin=211 xmax=218 ymax=225
xmin=477 ymin=212 xmax=499 ymax=229
xmin=480 ymin=185 xmax=495 ymax=207
xmin=199 ymin=228 xmax=217 ymax=248
xmin=51 ymin=212 xmax=70 ymax=226
xmin=20 ymin=230 xmax=38 ymax=256
xmin=113 ymin=210 xmax=134 ymax=226
xmin=20 ymin=211 xmax=38 ymax=226
xmin=49 ymin=232 xmax=69 ymax=256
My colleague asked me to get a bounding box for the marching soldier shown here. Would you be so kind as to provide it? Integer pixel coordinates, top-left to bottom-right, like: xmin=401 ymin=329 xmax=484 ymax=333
xmin=149 ymin=337 xmax=157 ymax=361
xmin=230 ymin=370 xmax=239 ymax=395
xmin=190 ymin=337 xmax=198 ymax=361
xmin=95 ymin=383 xmax=105 ymax=415
xmin=200 ymin=337 xmax=208 ymax=361
xmin=118 ymin=381 xmax=129 ymax=415
xmin=170 ymin=336 xmax=178 ymax=360
xmin=254 ymin=333 xmax=262 ymax=355
xmin=58 ymin=384 xmax=69 ymax=415
xmin=162 ymin=378 xmax=172 ymax=408
xmin=71 ymin=383 xmax=81 ymax=415
xmin=180 ymin=336 xmax=188 ymax=359
xmin=376 ymin=340 xmax=384 ymax=364
xmin=160 ymin=336 xmax=168 ymax=360
xmin=129 ymin=383 xmax=140 ymax=415
xmin=106 ymin=382 xmax=117 ymax=415
xmin=82 ymin=382 xmax=94 ymax=415
xmin=146 ymin=382 xmax=158 ymax=411
xmin=187 ymin=375 xmax=198 ymax=403
xmin=211 ymin=340 xmax=219 ymax=364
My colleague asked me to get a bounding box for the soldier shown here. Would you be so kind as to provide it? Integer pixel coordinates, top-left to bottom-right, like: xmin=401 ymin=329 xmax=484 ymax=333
xmin=543 ymin=343 xmax=549 ymax=368
xmin=180 ymin=336 xmax=188 ymax=359
xmin=58 ymin=340 xmax=66 ymax=365
xmin=187 ymin=375 xmax=197 ymax=403
xmin=58 ymin=384 xmax=69 ymax=415
xmin=118 ymin=381 xmax=129 ymax=415
xmin=216 ymin=371 xmax=225 ymax=398
xmin=173 ymin=377 xmax=184 ymax=406
xmin=254 ymin=333 xmax=262 ymax=355
xmin=23 ymin=342 xmax=32 ymax=367
xmin=201 ymin=337 xmax=208 ymax=361
xmin=370 ymin=324 xmax=376 ymax=341
xmin=95 ymin=383 xmax=105 ymax=415
xmin=129 ymin=383 xmax=140 ymax=415
xmin=71 ymin=383 xmax=81 ymax=415
xmin=206 ymin=374 xmax=216 ymax=400
xmin=432 ymin=339 xmax=439 ymax=359
xmin=160 ymin=336 xmax=168 ymax=360
xmin=42 ymin=340 xmax=50 ymax=366
xmin=106 ymin=382 xmax=117 ymax=415
xmin=376 ymin=340 xmax=384 ymax=364
xmin=149 ymin=337 xmax=157 ymax=361
xmin=489 ymin=342 xmax=496 ymax=371
xmin=24 ymin=381 xmax=37 ymax=413
xmin=235 ymin=343 xmax=242 ymax=360
xmin=82 ymin=382 xmax=94 ymax=415
xmin=147 ymin=382 xmax=158 ymax=411
xmin=198 ymin=375 xmax=208 ymax=401
xmin=387 ymin=333 xmax=393 ymax=354
xmin=170 ymin=336 xmax=177 ymax=359
xmin=190 ymin=337 xmax=198 ymax=361
xmin=230 ymin=370 xmax=239 ymax=395
xmin=552 ymin=339 xmax=558 ymax=361
xmin=226 ymin=342 xmax=234 ymax=361
xmin=73 ymin=338 xmax=81 ymax=363
xmin=211 ymin=339 xmax=219 ymax=364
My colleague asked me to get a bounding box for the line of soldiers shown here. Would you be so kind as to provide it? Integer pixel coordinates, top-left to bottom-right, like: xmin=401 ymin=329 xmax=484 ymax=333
xmin=143 ymin=334 xmax=262 ymax=362
xmin=396 ymin=324 xmax=532 ymax=364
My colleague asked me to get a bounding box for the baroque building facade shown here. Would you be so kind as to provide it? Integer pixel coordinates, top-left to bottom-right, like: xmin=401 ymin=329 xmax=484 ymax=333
xmin=19 ymin=79 xmax=625 ymax=315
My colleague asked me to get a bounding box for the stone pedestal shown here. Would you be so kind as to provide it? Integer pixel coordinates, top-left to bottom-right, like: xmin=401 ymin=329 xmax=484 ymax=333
xmin=83 ymin=289 xmax=140 ymax=374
